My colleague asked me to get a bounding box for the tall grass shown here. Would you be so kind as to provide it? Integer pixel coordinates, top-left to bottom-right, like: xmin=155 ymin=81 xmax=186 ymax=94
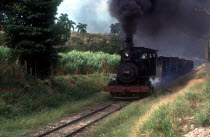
xmin=0 ymin=93 xmax=111 ymax=137
xmin=0 ymin=46 xmax=120 ymax=75
xmin=57 ymin=50 xmax=120 ymax=75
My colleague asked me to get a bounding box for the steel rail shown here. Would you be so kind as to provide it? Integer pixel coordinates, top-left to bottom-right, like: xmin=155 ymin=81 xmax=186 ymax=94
xmin=37 ymin=104 xmax=112 ymax=137
xmin=64 ymin=104 xmax=127 ymax=137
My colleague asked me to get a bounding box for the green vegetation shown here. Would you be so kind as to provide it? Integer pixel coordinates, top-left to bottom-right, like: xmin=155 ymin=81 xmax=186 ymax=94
xmin=86 ymin=67 xmax=209 ymax=137
xmin=137 ymin=80 xmax=209 ymax=137
xmin=57 ymin=50 xmax=120 ymax=75
xmin=1 ymin=0 xmax=69 ymax=77
xmin=0 ymin=73 xmax=109 ymax=119
xmin=0 ymin=46 xmax=120 ymax=75
xmin=0 ymin=63 xmax=111 ymax=137
xmin=0 ymin=93 xmax=111 ymax=137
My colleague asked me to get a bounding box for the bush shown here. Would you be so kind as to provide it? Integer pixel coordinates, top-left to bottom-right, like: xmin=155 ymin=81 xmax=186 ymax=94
xmin=0 ymin=73 xmax=109 ymax=119
xmin=0 ymin=102 xmax=14 ymax=118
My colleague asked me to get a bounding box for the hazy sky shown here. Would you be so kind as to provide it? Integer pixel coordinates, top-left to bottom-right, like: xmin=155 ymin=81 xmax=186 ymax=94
xmin=57 ymin=0 xmax=116 ymax=33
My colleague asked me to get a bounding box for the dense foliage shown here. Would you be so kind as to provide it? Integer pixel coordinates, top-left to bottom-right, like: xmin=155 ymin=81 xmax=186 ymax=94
xmin=2 ymin=0 xmax=64 ymax=77
xmin=57 ymin=50 xmax=120 ymax=75
xmin=0 ymin=69 xmax=108 ymax=119
xmin=0 ymin=0 xmax=17 ymax=30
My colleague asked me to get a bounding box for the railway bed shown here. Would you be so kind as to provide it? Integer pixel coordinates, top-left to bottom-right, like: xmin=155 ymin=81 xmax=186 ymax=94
xmin=25 ymin=102 xmax=130 ymax=137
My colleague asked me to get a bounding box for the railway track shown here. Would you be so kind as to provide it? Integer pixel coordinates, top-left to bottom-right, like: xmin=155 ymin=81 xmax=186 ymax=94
xmin=35 ymin=102 xmax=129 ymax=137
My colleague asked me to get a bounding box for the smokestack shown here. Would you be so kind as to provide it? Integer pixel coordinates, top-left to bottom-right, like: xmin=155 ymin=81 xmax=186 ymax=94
xmin=125 ymin=37 xmax=133 ymax=49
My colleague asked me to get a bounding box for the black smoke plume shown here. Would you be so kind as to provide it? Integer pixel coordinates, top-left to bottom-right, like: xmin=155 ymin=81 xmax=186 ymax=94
xmin=109 ymin=0 xmax=152 ymax=39
xmin=109 ymin=0 xmax=210 ymax=37
xmin=109 ymin=0 xmax=210 ymax=64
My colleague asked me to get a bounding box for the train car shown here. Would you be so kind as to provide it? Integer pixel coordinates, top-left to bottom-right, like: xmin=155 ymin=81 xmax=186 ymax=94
xmin=105 ymin=38 xmax=194 ymax=99
xmin=157 ymin=57 xmax=194 ymax=86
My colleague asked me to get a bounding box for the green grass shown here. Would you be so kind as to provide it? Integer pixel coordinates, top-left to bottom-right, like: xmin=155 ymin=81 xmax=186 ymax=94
xmin=137 ymin=81 xmax=209 ymax=137
xmin=57 ymin=50 xmax=120 ymax=75
xmin=0 ymin=93 xmax=111 ymax=137
xmin=0 ymin=73 xmax=110 ymax=119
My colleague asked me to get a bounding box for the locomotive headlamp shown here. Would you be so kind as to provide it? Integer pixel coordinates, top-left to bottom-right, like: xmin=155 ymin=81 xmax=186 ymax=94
xmin=122 ymin=50 xmax=132 ymax=61
xmin=124 ymin=51 xmax=131 ymax=58
xmin=125 ymin=52 xmax=129 ymax=57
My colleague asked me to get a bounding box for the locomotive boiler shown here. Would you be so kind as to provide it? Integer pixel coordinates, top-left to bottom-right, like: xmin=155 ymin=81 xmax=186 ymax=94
xmin=105 ymin=38 xmax=194 ymax=98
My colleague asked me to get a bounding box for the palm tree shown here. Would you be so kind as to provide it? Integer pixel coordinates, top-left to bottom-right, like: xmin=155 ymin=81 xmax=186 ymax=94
xmin=76 ymin=23 xmax=87 ymax=33
xmin=110 ymin=23 xmax=121 ymax=35
xmin=58 ymin=13 xmax=76 ymax=39
xmin=110 ymin=23 xmax=117 ymax=34
xmin=67 ymin=20 xmax=76 ymax=37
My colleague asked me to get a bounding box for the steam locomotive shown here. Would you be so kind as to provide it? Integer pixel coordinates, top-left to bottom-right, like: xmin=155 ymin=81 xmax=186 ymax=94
xmin=105 ymin=38 xmax=194 ymax=99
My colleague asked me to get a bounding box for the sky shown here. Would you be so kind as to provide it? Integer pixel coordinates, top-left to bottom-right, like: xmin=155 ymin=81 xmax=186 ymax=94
xmin=57 ymin=0 xmax=116 ymax=33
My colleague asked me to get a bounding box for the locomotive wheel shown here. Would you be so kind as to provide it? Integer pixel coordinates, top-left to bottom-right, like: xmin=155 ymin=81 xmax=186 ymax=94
xmin=117 ymin=62 xmax=138 ymax=83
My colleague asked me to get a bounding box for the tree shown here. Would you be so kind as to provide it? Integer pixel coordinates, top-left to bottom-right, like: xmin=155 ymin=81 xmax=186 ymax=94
xmin=76 ymin=23 xmax=87 ymax=33
xmin=68 ymin=20 xmax=76 ymax=35
xmin=0 ymin=0 xmax=16 ymax=31
xmin=57 ymin=13 xmax=76 ymax=40
xmin=110 ymin=23 xmax=121 ymax=35
xmin=4 ymin=0 xmax=63 ymax=77
xmin=110 ymin=24 xmax=117 ymax=34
